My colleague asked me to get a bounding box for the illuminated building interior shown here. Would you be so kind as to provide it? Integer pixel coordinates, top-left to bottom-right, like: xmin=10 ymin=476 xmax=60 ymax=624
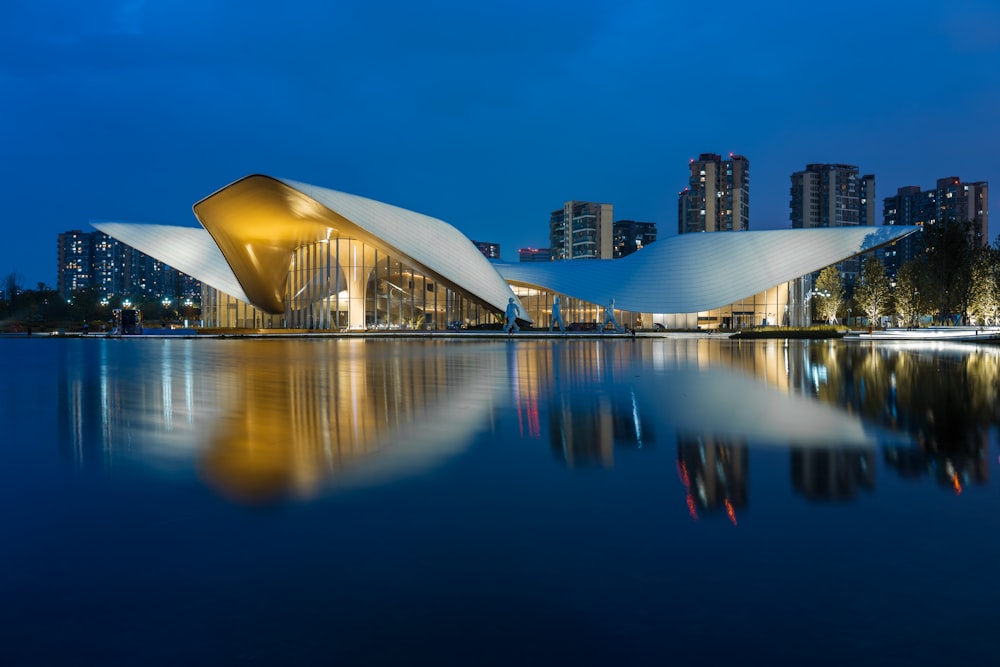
xmin=199 ymin=246 xmax=498 ymax=330
xmin=98 ymin=175 xmax=531 ymax=330
xmin=95 ymin=175 xmax=919 ymax=331
xmin=509 ymin=282 xmax=795 ymax=331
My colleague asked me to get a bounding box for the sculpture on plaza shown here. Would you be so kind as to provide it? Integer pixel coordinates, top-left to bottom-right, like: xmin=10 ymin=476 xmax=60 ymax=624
xmin=503 ymin=297 xmax=521 ymax=334
xmin=601 ymin=298 xmax=622 ymax=334
xmin=549 ymin=295 xmax=565 ymax=333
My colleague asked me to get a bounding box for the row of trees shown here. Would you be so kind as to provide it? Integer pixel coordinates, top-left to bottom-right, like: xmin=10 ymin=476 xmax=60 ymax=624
xmin=813 ymin=221 xmax=1000 ymax=328
xmin=1 ymin=275 xmax=197 ymax=331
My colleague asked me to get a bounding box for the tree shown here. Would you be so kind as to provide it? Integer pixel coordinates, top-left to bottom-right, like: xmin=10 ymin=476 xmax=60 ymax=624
xmin=854 ymin=257 xmax=892 ymax=328
xmin=921 ymin=219 xmax=979 ymax=323
xmin=968 ymin=246 xmax=1000 ymax=326
xmin=3 ymin=272 xmax=23 ymax=312
xmin=813 ymin=266 xmax=844 ymax=324
xmin=893 ymin=259 xmax=930 ymax=327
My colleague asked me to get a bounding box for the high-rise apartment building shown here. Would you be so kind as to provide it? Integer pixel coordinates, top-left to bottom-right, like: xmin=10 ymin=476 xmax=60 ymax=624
xmin=57 ymin=230 xmax=96 ymax=296
xmin=881 ymin=177 xmax=989 ymax=279
xmin=549 ymin=201 xmax=613 ymax=260
xmin=613 ymin=220 xmax=657 ymax=258
xmin=883 ymin=177 xmax=988 ymax=235
xmin=789 ymin=164 xmax=875 ymax=229
xmin=790 ymin=164 xmax=875 ymax=284
xmin=57 ymin=230 xmax=201 ymax=302
xmin=518 ymin=247 xmax=551 ymax=263
xmin=677 ymin=153 xmax=750 ymax=234
xmin=471 ymin=240 xmax=500 ymax=260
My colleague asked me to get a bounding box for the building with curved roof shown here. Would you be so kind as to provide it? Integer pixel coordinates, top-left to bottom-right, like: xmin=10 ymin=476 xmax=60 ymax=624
xmin=498 ymin=225 xmax=914 ymax=329
xmin=93 ymin=174 xmax=919 ymax=331
xmin=98 ymin=174 xmax=528 ymax=330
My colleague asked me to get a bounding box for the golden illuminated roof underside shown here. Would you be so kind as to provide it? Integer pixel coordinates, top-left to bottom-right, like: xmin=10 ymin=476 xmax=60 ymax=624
xmin=192 ymin=174 xmax=523 ymax=316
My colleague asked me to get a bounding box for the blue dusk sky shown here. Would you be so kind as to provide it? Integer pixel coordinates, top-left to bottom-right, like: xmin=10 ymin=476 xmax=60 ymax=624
xmin=2 ymin=0 xmax=998 ymax=288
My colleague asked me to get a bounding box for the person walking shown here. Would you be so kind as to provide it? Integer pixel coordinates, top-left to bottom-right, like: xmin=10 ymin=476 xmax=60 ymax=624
xmin=549 ymin=295 xmax=565 ymax=333
xmin=503 ymin=297 xmax=521 ymax=334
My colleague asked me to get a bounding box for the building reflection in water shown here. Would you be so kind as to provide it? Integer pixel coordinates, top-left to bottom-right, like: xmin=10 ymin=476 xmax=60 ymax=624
xmin=676 ymin=435 xmax=747 ymax=524
xmin=791 ymin=447 xmax=875 ymax=502
xmin=506 ymin=341 xmax=654 ymax=468
xmin=55 ymin=336 xmax=999 ymax=507
xmin=547 ymin=386 xmax=652 ymax=468
xmin=58 ymin=339 xmax=508 ymax=503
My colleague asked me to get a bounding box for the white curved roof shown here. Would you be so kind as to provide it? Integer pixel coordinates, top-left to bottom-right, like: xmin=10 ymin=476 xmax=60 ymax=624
xmin=190 ymin=175 xmax=528 ymax=319
xmin=278 ymin=177 xmax=523 ymax=318
xmin=92 ymin=222 xmax=249 ymax=302
xmin=497 ymin=226 xmax=919 ymax=313
xmin=94 ymin=179 xmax=917 ymax=319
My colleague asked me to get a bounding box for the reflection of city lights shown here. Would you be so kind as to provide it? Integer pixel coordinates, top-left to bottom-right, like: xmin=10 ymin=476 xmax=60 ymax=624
xmin=631 ymin=391 xmax=642 ymax=447
xmin=676 ymin=460 xmax=690 ymax=488
xmin=686 ymin=494 xmax=699 ymax=521
xmin=951 ymin=473 xmax=962 ymax=495
xmin=677 ymin=461 xmax=698 ymax=521
xmin=724 ymin=498 xmax=737 ymax=526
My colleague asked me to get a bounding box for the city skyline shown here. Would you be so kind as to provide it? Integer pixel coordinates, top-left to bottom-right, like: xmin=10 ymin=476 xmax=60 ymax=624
xmin=2 ymin=0 xmax=998 ymax=287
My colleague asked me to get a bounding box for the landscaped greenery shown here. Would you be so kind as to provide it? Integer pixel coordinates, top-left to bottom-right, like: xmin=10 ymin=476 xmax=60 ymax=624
xmin=813 ymin=266 xmax=845 ymax=324
xmin=730 ymin=325 xmax=848 ymax=340
xmin=1 ymin=275 xmax=199 ymax=333
xmin=800 ymin=223 xmax=1000 ymax=329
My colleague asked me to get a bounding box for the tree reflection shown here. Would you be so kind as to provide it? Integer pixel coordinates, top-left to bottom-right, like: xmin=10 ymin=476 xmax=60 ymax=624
xmin=787 ymin=341 xmax=999 ymax=490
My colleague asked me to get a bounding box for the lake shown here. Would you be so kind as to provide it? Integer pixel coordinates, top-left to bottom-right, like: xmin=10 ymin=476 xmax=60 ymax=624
xmin=2 ymin=335 xmax=999 ymax=666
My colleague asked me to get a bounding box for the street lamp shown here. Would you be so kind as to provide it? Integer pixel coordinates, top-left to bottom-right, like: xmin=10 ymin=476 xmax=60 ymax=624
xmin=847 ymin=307 xmax=852 ymax=329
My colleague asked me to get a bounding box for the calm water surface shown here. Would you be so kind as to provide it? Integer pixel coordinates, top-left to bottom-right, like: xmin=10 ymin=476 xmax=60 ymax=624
xmin=2 ymin=336 xmax=999 ymax=666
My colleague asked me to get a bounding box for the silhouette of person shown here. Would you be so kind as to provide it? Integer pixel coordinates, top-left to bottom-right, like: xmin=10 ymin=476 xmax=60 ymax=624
xmin=601 ymin=298 xmax=621 ymax=334
xmin=549 ymin=295 xmax=565 ymax=333
xmin=503 ymin=297 xmax=520 ymax=334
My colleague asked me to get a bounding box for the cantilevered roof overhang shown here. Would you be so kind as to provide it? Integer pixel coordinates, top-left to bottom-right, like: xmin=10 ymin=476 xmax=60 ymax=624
xmin=92 ymin=222 xmax=249 ymax=302
xmin=192 ymin=174 xmax=526 ymax=318
xmin=496 ymin=226 xmax=920 ymax=314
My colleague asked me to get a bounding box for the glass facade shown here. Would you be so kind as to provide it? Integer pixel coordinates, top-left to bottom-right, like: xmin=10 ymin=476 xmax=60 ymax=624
xmin=201 ymin=237 xmax=498 ymax=331
xmin=511 ymin=281 xmax=797 ymax=332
